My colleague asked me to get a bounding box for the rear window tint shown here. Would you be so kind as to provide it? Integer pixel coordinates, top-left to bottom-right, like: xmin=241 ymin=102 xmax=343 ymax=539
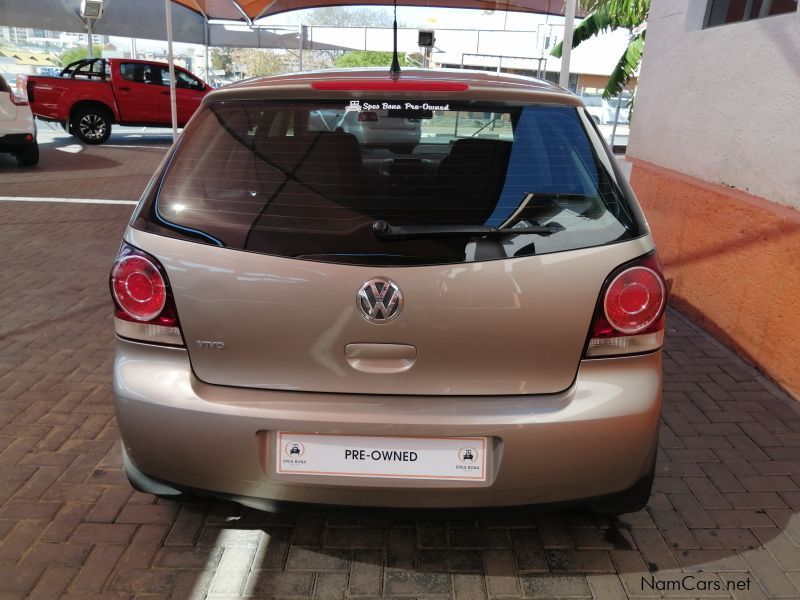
xmin=0 ymin=76 xmax=11 ymax=94
xmin=136 ymin=99 xmax=642 ymax=266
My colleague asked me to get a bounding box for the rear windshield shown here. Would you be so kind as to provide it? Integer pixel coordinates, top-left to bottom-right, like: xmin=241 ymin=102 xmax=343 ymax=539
xmin=0 ymin=76 xmax=11 ymax=94
xmin=136 ymin=99 xmax=643 ymax=266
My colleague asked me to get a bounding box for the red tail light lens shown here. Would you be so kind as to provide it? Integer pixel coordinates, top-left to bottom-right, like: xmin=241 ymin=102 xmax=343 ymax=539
xmin=10 ymin=94 xmax=29 ymax=107
xmin=110 ymin=245 xmax=183 ymax=346
xmin=112 ymin=255 xmax=166 ymax=321
xmin=585 ymin=253 xmax=667 ymax=358
xmin=604 ymin=266 xmax=665 ymax=334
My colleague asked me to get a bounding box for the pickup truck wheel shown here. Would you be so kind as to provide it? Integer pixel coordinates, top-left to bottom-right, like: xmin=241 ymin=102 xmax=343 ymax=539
xmin=73 ymin=107 xmax=112 ymax=145
xmin=16 ymin=143 xmax=39 ymax=167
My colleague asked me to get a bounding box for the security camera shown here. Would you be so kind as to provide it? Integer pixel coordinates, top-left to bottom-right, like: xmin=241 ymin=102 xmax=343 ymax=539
xmin=80 ymin=0 xmax=104 ymax=19
xmin=418 ymin=30 xmax=435 ymax=48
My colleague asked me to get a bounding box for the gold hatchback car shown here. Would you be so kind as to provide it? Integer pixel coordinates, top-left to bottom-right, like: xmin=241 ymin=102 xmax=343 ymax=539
xmin=111 ymin=68 xmax=666 ymax=514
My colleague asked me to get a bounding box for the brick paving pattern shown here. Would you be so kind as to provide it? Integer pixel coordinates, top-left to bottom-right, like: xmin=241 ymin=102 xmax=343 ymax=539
xmin=0 ymin=138 xmax=799 ymax=598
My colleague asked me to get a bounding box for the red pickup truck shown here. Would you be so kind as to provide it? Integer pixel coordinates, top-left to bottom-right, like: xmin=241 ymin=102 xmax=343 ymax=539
xmin=20 ymin=58 xmax=211 ymax=145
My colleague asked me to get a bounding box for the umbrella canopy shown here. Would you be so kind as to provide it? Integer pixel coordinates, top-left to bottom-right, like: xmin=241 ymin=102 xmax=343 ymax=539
xmin=0 ymin=0 xmax=575 ymax=45
xmin=174 ymin=0 xmax=573 ymax=22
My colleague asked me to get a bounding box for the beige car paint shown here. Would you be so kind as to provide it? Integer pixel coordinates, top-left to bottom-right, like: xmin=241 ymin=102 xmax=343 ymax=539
xmin=125 ymin=228 xmax=655 ymax=396
xmin=114 ymin=337 xmax=661 ymax=507
xmin=114 ymin=68 xmax=663 ymax=508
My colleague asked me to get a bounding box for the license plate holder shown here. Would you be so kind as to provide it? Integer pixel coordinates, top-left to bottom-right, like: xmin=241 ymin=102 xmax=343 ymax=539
xmin=276 ymin=433 xmax=487 ymax=482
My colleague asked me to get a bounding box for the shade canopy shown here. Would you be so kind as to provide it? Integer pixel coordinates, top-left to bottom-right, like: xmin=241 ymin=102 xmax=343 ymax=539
xmin=0 ymin=0 xmax=577 ymax=46
xmin=175 ymin=0 xmax=572 ymax=22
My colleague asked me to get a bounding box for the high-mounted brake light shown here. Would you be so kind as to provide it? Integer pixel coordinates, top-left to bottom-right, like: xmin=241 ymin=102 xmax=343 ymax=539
xmin=110 ymin=245 xmax=184 ymax=346
xmin=311 ymin=80 xmax=469 ymax=92
xmin=585 ymin=254 xmax=667 ymax=358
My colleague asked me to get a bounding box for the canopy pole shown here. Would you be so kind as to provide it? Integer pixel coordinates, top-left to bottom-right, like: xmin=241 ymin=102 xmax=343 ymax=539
xmin=559 ymin=0 xmax=577 ymax=90
xmin=298 ymin=25 xmax=304 ymax=71
xmin=165 ymin=0 xmax=178 ymax=141
xmin=204 ymin=16 xmax=210 ymax=82
xmin=87 ymin=19 xmax=93 ymax=58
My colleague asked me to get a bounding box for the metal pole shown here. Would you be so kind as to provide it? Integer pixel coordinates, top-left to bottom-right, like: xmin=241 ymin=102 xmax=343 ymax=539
xmin=559 ymin=0 xmax=577 ymax=90
xmin=298 ymin=25 xmax=305 ymax=71
xmin=87 ymin=19 xmax=93 ymax=58
xmin=204 ymin=17 xmax=210 ymax=82
xmin=165 ymin=0 xmax=178 ymax=141
xmin=609 ymin=96 xmax=622 ymax=148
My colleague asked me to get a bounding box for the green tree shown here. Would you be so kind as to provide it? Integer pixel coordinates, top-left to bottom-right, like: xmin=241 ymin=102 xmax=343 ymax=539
xmin=551 ymin=0 xmax=649 ymax=99
xmin=335 ymin=51 xmax=409 ymax=69
xmin=210 ymin=47 xmax=234 ymax=77
xmin=231 ymin=48 xmax=286 ymax=78
xmin=59 ymin=45 xmax=104 ymax=66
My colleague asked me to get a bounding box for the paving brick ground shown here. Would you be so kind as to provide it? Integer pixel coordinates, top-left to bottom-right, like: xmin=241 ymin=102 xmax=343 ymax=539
xmin=0 ymin=136 xmax=799 ymax=599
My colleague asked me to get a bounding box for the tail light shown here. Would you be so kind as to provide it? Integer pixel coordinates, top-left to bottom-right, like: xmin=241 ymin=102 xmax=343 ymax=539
xmin=10 ymin=94 xmax=29 ymax=107
xmin=110 ymin=244 xmax=184 ymax=346
xmin=585 ymin=253 xmax=667 ymax=358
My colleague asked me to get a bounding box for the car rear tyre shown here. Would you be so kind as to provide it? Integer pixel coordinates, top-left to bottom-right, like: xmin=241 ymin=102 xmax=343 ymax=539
xmin=73 ymin=106 xmax=112 ymax=145
xmin=16 ymin=142 xmax=39 ymax=166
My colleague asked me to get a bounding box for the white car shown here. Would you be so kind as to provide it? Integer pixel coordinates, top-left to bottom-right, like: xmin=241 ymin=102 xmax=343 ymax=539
xmin=0 ymin=74 xmax=39 ymax=166
xmin=603 ymin=96 xmax=631 ymax=125
xmin=581 ymin=94 xmax=631 ymax=125
xmin=337 ymin=108 xmax=422 ymax=150
xmin=580 ymin=95 xmax=605 ymax=124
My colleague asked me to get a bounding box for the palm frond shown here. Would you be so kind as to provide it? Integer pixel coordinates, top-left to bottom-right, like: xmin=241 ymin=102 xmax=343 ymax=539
xmin=551 ymin=6 xmax=619 ymax=58
xmin=602 ymin=31 xmax=645 ymax=99
xmin=581 ymin=0 xmax=649 ymax=25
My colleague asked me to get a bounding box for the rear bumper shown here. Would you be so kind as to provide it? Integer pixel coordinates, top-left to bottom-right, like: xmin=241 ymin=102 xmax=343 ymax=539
xmin=114 ymin=338 xmax=662 ymax=508
xmin=0 ymin=132 xmax=36 ymax=152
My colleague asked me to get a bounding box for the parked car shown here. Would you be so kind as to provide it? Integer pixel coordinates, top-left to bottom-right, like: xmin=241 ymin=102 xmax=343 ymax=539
xmin=19 ymin=58 xmax=211 ymax=145
xmin=338 ymin=106 xmax=423 ymax=150
xmin=111 ymin=68 xmax=666 ymax=514
xmin=580 ymin=94 xmax=605 ymax=124
xmin=0 ymin=74 xmax=38 ymax=166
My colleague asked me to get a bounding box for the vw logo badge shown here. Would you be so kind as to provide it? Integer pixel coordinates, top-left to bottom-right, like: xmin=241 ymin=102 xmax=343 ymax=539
xmin=357 ymin=278 xmax=403 ymax=323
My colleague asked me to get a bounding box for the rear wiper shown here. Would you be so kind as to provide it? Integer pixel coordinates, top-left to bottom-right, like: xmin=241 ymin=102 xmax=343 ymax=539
xmin=372 ymin=220 xmax=564 ymax=241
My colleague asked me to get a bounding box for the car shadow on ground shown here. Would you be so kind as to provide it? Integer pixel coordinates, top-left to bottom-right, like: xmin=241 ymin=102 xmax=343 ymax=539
xmin=0 ymin=141 xmax=121 ymax=173
xmin=139 ymin=467 xmax=798 ymax=599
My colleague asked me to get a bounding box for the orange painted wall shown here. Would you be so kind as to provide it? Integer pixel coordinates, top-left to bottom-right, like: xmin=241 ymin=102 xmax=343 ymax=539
xmin=630 ymin=160 xmax=800 ymax=400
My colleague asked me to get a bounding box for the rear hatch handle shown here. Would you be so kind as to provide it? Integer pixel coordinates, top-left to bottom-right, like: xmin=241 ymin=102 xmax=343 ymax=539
xmin=345 ymin=343 xmax=417 ymax=374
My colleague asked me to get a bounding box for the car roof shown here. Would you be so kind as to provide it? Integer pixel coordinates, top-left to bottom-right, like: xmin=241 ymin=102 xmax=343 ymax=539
xmin=206 ymin=67 xmax=583 ymax=107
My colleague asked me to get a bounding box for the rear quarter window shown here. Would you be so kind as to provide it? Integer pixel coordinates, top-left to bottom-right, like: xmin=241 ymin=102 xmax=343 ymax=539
xmin=134 ymin=98 xmax=644 ymax=266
